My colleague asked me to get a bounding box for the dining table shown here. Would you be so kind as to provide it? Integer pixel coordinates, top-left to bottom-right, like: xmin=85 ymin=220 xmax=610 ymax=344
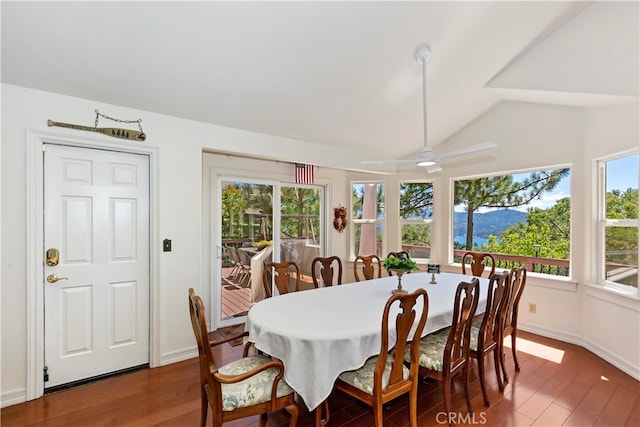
xmin=246 ymin=271 xmax=488 ymax=419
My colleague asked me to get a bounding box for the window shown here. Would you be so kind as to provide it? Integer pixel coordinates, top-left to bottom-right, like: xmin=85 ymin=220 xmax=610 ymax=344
xmin=400 ymin=182 xmax=433 ymax=260
xmin=453 ymin=168 xmax=571 ymax=276
xmin=352 ymin=182 xmax=384 ymax=257
xmin=598 ymin=153 xmax=638 ymax=288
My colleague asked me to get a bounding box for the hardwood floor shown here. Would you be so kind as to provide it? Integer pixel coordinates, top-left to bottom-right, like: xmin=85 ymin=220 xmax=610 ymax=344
xmin=2 ymin=330 xmax=638 ymax=426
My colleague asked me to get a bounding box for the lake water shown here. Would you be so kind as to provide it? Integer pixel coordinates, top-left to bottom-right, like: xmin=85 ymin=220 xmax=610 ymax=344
xmin=454 ymin=236 xmax=489 ymax=246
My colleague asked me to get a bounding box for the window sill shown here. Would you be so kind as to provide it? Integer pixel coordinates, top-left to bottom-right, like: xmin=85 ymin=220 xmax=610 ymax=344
xmin=583 ymin=282 xmax=640 ymax=307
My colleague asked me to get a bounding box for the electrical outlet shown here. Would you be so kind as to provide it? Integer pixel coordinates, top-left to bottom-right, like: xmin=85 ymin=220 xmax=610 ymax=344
xmin=529 ymin=303 xmax=536 ymax=313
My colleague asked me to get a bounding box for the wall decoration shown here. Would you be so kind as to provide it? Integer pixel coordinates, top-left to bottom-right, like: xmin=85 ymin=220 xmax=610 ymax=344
xmin=333 ymin=206 xmax=348 ymax=233
xmin=47 ymin=109 xmax=146 ymax=141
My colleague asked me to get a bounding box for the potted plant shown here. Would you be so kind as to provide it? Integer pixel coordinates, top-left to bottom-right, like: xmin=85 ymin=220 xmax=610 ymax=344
xmin=382 ymin=256 xmax=418 ymax=273
xmin=254 ymin=240 xmax=273 ymax=250
xmin=382 ymin=257 xmax=418 ymax=294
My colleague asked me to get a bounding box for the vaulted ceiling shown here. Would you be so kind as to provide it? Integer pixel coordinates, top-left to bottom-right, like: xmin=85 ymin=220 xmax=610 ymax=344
xmin=2 ymin=1 xmax=638 ymax=163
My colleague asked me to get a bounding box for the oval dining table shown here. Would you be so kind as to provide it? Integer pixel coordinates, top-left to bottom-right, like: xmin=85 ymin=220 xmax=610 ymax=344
xmin=246 ymin=271 xmax=489 ymax=424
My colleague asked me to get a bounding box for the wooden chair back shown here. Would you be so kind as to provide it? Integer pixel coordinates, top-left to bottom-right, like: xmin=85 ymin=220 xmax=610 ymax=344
xmin=499 ymin=266 xmax=527 ymax=381
xmin=462 ymin=251 xmax=496 ymax=277
xmin=262 ymin=261 xmax=301 ymax=298
xmin=380 ymin=288 xmax=428 ymax=391
xmin=335 ymin=288 xmax=428 ymax=427
xmin=471 ymin=270 xmax=510 ymax=405
xmin=444 ymin=278 xmax=480 ymax=374
xmin=478 ymin=271 xmax=510 ymax=350
xmin=504 ymin=266 xmax=527 ymax=334
xmin=353 ymin=254 xmax=382 ymax=282
xmin=311 ymin=256 xmax=343 ymax=287
xmin=189 ymin=288 xmax=228 ymax=426
xmin=386 ymin=250 xmax=411 ymax=260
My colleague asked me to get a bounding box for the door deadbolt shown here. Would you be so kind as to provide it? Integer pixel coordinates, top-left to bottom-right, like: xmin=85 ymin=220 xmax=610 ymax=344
xmin=46 ymin=248 xmax=60 ymax=266
xmin=47 ymin=274 xmax=68 ymax=283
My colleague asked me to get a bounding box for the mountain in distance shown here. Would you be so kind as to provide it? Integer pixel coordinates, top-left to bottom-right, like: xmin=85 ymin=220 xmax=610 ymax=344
xmin=453 ymin=209 xmax=527 ymax=239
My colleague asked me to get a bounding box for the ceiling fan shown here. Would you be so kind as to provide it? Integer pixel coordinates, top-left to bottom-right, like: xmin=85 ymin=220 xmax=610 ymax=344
xmin=362 ymin=45 xmax=497 ymax=173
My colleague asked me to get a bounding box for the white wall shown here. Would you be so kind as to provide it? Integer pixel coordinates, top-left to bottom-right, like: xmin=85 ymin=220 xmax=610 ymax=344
xmin=2 ymin=85 xmax=638 ymax=406
xmin=0 ymin=84 xmax=355 ymax=406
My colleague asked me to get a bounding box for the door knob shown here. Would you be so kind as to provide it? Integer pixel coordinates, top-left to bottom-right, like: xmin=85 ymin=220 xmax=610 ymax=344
xmin=47 ymin=274 xmax=68 ymax=283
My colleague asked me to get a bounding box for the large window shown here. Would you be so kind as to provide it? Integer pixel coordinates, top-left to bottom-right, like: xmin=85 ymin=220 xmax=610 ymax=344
xmin=400 ymin=182 xmax=433 ymax=260
xmin=598 ymin=153 xmax=638 ymax=288
xmin=453 ymin=168 xmax=571 ymax=276
xmin=352 ymin=182 xmax=384 ymax=257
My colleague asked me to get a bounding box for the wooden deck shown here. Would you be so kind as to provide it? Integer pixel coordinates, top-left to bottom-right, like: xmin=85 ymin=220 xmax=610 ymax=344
xmin=220 ymin=265 xmax=315 ymax=319
xmin=221 ymin=266 xmax=252 ymax=319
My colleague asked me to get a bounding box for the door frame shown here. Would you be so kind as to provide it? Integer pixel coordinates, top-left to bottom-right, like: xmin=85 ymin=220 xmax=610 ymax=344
xmin=213 ymin=174 xmax=326 ymax=328
xmin=26 ymin=129 xmax=159 ymax=400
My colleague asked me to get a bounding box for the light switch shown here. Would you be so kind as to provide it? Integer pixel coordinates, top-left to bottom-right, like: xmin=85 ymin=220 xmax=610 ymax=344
xmin=163 ymin=239 xmax=172 ymax=252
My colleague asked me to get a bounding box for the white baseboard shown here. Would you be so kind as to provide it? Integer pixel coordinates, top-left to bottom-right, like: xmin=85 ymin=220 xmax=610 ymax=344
xmin=582 ymin=338 xmax=640 ymax=381
xmin=1 ymin=388 xmax=26 ymax=408
xmin=159 ymin=346 xmax=198 ymax=366
xmin=519 ymin=322 xmax=639 ymax=381
xmin=519 ymin=322 xmax=583 ymax=346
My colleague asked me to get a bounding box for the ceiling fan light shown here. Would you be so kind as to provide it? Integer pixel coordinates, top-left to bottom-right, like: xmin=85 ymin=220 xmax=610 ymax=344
xmin=417 ymin=159 xmax=436 ymax=167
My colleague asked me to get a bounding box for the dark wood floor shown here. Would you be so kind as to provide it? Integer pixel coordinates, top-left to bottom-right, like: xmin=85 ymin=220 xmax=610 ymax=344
xmin=2 ymin=330 xmax=638 ymax=426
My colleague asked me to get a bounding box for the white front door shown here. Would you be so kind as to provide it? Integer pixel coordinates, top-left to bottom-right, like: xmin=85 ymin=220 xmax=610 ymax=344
xmin=43 ymin=144 xmax=150 ymax=389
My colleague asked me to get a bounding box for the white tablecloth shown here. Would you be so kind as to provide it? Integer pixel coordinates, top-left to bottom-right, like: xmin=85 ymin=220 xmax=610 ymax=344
xmin=246 ymin=272 xmax=488 ymax=410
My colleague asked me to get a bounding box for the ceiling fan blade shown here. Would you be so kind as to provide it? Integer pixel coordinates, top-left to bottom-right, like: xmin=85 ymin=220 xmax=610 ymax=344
xmin=360 ymin=158 xmax=421 ymax=165
xmin=431 ymin=142 xmax=498 ymax=161
xmin=424 ymin=164 xmax=443 ymax=174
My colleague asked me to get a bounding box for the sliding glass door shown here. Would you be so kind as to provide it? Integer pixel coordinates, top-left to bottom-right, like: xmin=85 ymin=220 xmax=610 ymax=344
xmin=217 ymin=178 xmax=323 ymax=327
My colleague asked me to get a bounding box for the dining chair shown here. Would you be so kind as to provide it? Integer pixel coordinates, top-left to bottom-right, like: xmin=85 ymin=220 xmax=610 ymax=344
xmin=469 ymin=270 xmax=510 ymax=406
xmin=224 ymin=246 xmax=239 ymax=278
xmin=405 ymin=278 xmax=480 ymax=417
xmin=461 ymin=251 xmax=496 ymax=277
xmin=311 ymin=256 xmax=343 ymax=287
xmin=500 ymin=266 xmax=527 ymax=383
xmin=386 ymin=250 xmax=411 ymax=260
xmin=234 ymin=247 xmax=253 ymax=286
xmin=262 ymin=261 xmax=301 ymax=298
xmin=188 ymin=288 xmax=299 ymax=427
xmin=353 ymin=254 xmax=382 ymax=282
xmin=334 ymin=288 xmax=429 ymax=427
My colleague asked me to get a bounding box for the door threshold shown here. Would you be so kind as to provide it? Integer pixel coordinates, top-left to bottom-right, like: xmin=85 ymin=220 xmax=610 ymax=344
xmin=44 ymin=363 xmax=149 ymax=394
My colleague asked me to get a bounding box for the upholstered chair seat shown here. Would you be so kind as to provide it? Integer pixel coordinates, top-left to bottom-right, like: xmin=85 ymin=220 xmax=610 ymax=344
xmin=219 ymin=355 xmax=295 ymax=411
xmin=406 ymin=327 xmax=450 ymax=371
xmin=338 ymin=355 xmax=410 ymax=395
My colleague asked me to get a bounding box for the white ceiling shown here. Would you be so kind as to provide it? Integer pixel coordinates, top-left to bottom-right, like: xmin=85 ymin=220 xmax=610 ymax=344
xmin=2 ymin=1 xmax=638 ymax=162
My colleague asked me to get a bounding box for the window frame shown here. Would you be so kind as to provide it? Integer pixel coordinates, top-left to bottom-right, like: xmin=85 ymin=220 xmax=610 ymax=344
xmin=450 ymin=165 xmax=572 ymax=279
xmin=350 ymin=181 xmax=385 ymax=260
xmin=399 ymin=180 xmax=434 ymax=262
xmin=596 ymin=151 xmax=639 ymax=294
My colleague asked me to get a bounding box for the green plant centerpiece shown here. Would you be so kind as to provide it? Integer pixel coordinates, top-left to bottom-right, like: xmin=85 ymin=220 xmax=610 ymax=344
xmin=382 ymin=256 xmax=419 ymax=294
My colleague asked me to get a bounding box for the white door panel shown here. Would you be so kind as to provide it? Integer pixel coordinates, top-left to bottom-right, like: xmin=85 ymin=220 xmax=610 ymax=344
xmin=44 ymin=144 xmax=149 ymax=388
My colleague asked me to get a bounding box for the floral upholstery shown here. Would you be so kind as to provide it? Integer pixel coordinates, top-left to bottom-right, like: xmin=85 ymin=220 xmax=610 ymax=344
xmin=404 ymin=328 xmax=450 ymax=372
xmin=218 ymin=355 xmax=294 ymax=411
xmin=338 ymin=355 xmax=409 ymax=394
